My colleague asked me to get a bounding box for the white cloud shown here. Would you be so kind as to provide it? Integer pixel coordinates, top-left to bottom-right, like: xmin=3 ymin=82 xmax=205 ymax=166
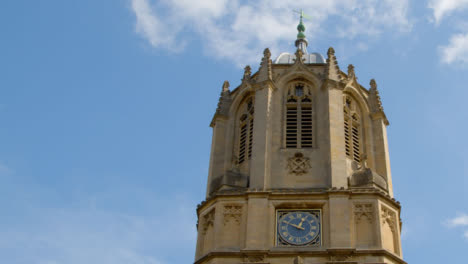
xmin=439 ymin=32 xmax=468 ymax=65
xmin=131 ymin=0 xmax=183 ymax=51
xmin=446 ymin=213 xmax=468 ymax=227
xmin=129 ymin=0 xmax=412 ymax=66
xmin=445 ymin=213 xmax=468 ymax=240
xmin=428 ymin=0 xmax=468 ymax=24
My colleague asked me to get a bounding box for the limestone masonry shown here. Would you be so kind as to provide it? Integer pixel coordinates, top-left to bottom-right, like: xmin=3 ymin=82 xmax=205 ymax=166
xmin=194 ymin=17 xmax=406 ymax=264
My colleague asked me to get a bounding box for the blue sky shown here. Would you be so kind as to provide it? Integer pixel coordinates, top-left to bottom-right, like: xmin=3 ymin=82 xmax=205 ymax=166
xmin=0 ymin=0 xmax=467 ymax=263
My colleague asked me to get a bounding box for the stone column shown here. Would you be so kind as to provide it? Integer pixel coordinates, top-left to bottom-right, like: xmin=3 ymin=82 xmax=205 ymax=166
xmin=372 ymin=115 xmax=393 ymax=197
xmin=244 ymin=193 xmax=269 ymax=250
xmin=328 ymin=193 xmax=352 ymax=248
xmin=206 ymin=117 xmax=227 ymax=197
xmin=249 ymin=83 xmax=274 ymax=189
xmin=326 ymin=84 xmax=348 ymax=188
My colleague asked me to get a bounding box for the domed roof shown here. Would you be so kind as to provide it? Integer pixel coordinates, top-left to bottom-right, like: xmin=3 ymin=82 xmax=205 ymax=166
xmin=274 ymin=52 xmax=326 ymax=64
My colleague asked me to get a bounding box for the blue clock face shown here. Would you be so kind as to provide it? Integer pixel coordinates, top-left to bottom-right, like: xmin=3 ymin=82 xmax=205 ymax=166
xmin=277 ymin=211 xmax=320 ymax=246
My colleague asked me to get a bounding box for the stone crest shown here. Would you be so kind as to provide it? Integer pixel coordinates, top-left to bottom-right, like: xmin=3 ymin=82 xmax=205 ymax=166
xmin=287 ymin=153 xmax=311 ymax=175
xmin=242 ymin=254 xmax=267 ymax=263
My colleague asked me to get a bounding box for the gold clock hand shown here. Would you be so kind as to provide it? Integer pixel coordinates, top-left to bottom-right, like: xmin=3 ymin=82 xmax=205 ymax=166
xmin=291 ymin=223 xmax=305 ymax=230
xmin=298 ymin=218 xmax=306 ymax=228
xmin=283 ymin=221 xmax=305 ymax=230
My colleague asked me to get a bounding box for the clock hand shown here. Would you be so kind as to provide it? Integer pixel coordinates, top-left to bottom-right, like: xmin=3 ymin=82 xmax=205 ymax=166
xmin=298 ymin=218 xmax=306 ymax=228
xmin=283 ymin=221 xmax=305 ymax=230
xmin=290 ymin=223 xmax=305 ymax=230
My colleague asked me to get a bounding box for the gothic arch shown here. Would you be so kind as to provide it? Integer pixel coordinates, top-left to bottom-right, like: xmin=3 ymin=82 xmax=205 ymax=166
xmin=222 ymin=88 xmax=255 ymax=170
xmin=282 ymin=79 xmax=316 ymax=149
xmin=343 ymin=85 xmax=371 ymax=115
xmin=343 ymin=87 xmax=375 ymax=169
xmin=229 ymin=86 xmax=255 ymax=115
xmin=343 ymin=93 xmax=366 ymax=162
xmin=232 ymin=94 xmax=255 ymax=171
xmin=275 ymin=70 xmax=321 ymax=92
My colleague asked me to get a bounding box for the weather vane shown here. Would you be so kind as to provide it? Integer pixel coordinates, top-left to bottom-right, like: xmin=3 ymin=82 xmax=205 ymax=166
xmin=293 ymin=9 xmax=312 ymax=21
xmin=293 ymin=9 xmax=310 ymax=53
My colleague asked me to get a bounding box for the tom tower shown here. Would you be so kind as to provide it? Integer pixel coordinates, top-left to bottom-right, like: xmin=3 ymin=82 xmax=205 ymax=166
xmin=195 ymin=16 xmax=406 ymax=264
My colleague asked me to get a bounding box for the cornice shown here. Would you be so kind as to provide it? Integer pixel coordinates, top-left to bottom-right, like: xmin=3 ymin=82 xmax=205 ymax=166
xmin=197 ymin=188 xmax=401 ymax=215
xmin=194 ymin=248 xmax=406 ymax=264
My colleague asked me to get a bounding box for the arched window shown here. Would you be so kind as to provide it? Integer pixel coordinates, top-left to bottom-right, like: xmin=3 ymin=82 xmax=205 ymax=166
xmin=285 ymin=83 xmax=313 ymax=148
xmin=343 ymin=95 xmax=362 ymax=162
xmin=238 ymin=97 xmax=254 ymax=164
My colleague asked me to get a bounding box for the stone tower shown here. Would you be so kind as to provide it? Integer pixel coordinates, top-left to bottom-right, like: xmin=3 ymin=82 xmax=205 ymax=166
xmin=195 ymin=16 xmax=405 ymax=264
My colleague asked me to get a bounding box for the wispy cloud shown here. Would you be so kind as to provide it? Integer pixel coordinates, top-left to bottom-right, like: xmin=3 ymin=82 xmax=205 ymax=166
xmin=439 ymin=32 xmax=468 ymax=65
xmin=428 ymin=0 xmax=468 ymax=65
xmin=131 ymin=0 xmax=184 ymax=52
xmin=129 ymin=0 xmax=412 ymax=66
xmin=428 ymin=0 xmax=468 ymax=24
xmin=445 ymin=213 xmax=468 ymax=227
xmin=445 ymin=213 xmax=468 ymax=240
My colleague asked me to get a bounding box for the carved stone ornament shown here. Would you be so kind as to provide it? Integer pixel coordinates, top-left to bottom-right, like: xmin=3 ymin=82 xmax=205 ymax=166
xmin=381 ymin=206 xmax=397 ymax=233
xmin=293 ymin=48 xmax=305 ymax=65
xmin=369 ymin=79 xmax=384 ymax=113
xmin=329 ymin=254 xmax=353 ymax=262
xmin=287 ymin=153 xmax=311 ymax=175
xmin=348 ymin=64 xmax=355 ymax=78
xmin=222 ymin=80 xmax=230 ymax=92
xmin=326 ymin=46 xmax=341 ymax=82
xmin=214 ymin=80 xmax=231 ymax=117
xmin=242 ymin=254 xmax=266 ymax=263
xmin=257 ymin=48 xmax=272 ymax=82
xmin=201 ymin=209 xmax=215 ymax=234
xmin=354 ymin=203 xmax=373 ymax=223
xmin=243 ymin=65 xmax=252 ymax=82
xmin=223 ymin=205 xmax=242 ymax=225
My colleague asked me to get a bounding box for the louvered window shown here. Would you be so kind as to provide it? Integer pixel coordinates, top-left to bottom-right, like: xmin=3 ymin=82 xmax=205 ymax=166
xmin=301 ymin=106 xmax=313 ymax=147
xmin=238 ymin=98 xmax=254 ymax=164
xmin=352 ymin=125 xmax=360 ymax=162
xmin=343 ymin=96 xmax=362 ymax=162
xmin=239 ymin=122 xmax=247 ymax=164
xmin=286 ymin=106 xmax=298 ymax=148
xmin=285 ymin=84 xmax=313 ymax=148
xmin=248 ymin=117 xmax=254 ymax=158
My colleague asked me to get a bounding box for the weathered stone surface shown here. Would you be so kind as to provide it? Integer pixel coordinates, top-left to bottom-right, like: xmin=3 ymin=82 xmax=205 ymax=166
xmin=196 ymin=45 xmax=405 ymax=264
xmin=349 ymin=168 xmax=388 ymax=190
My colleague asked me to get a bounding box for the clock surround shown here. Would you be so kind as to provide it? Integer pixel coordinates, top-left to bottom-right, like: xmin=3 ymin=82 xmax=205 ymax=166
xmin=276 ymin=209 xmax=322 ymax=247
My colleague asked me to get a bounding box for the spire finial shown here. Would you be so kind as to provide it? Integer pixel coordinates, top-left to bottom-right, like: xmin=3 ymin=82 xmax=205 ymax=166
xmin=222 ymin=80 xmax=230 ymax=93
xmin=348 ymin=64 xmax=355 ymax=79
xmin=242 ymin=65 xmax=251 ymax=82
xmin=293 ymin=9 xmax=309 ymax=54
xmin=370 ymin=79 xmax=377 ymax=90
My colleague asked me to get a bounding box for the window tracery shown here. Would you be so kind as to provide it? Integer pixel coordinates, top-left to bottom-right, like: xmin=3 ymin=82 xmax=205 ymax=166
xmin=285 ymin=83 xmax=313 ymax=148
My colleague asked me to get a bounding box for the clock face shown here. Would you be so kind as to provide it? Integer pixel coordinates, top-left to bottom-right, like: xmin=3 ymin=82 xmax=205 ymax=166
xmin=277 ymin=210 xmax=321 ymax=246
